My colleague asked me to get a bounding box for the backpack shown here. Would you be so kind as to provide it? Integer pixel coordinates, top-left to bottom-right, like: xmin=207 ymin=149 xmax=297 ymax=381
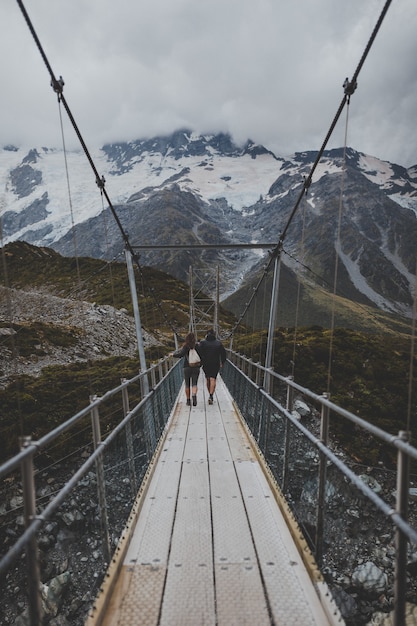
xmin=188 ymin=348 xmax=201 ymax=367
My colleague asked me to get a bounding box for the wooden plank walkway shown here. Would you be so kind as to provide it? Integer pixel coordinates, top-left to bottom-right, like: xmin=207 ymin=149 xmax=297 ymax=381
xmin=87 ymin=376 xmax=343 ymax=626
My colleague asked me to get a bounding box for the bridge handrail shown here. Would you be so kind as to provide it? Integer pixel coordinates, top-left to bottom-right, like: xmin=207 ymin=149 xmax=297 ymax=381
xmin=261 ymin=378 xmax=417 ymax=546
xmin=0 ymin=356 xmax=180 ymax=578
xmin=223 ymin=351 xmax=416 ymax=624
xmin=0 ymin=358 xmax=173 ymax=479
xmin=228 ymin=349 xmax=415 ymax=458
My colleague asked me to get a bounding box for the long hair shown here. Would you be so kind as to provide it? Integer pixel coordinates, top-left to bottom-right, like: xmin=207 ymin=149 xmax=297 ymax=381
xmin=184 ymin=332 xmax=196 ymax=349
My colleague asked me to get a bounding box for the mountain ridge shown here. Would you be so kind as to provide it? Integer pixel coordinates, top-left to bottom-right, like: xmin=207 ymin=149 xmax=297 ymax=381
xmin=1 ymin=130 xmax=417 ymax=323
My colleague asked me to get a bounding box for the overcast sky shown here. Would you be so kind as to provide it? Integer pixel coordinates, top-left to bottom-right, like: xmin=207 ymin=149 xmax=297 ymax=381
xmin=1 ymin=0 xmax=416 ymax=167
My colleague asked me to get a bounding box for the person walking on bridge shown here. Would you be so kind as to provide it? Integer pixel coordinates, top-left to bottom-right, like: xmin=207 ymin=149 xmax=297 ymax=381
xmin=198 ymin=329 xmax=226 ymax=405
xmin=172 ymin=332 xmax=201 ymax=406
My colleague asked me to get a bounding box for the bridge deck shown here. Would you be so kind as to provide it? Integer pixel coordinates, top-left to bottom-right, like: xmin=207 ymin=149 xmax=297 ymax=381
xmin=88 ymin=377 xmax=342 ymax=625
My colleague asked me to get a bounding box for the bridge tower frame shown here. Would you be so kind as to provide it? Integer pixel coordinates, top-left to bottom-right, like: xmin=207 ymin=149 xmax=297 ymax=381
xmin=189 ymin=265 xmax=220 ymax=340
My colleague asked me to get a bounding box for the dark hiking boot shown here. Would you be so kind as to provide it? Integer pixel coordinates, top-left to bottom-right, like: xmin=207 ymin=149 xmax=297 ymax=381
xmin=186 ymin=398 xmax=191 ymax=406
xmin=208 ymin=395 xmax=213 ymax=405
xmin=192 ymin=396 xmax=197 ymax=406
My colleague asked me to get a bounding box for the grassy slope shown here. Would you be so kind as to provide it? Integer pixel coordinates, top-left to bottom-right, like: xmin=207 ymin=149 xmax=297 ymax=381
xmin=223 ymin=258 xmax=411 ymax=335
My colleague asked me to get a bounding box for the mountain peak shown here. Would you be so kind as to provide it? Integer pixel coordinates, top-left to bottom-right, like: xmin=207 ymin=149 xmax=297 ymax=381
xmin=102 ymin=129 xmax=267 ymax=167
xmin=1 ymin=134 xmax=417 ymax=321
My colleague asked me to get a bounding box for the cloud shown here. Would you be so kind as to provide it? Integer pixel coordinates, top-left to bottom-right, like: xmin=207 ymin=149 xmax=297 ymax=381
xmin=1 ymin=0 xmax=416 ymax=166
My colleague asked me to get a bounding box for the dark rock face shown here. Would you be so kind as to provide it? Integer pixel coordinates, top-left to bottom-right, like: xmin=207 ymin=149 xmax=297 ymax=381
xmin=1 ymin=192 xmax=50 ymax=237
xmin=9 ymin=162 xmax=42 ymax=198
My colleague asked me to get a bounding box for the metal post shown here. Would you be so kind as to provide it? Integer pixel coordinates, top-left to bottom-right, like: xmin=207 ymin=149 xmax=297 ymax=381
xmin=90 ymin=399 xmax=111 ymax=563
xmin=125 ymin=248 xmax=148 ymax=379
xmin=20 ymin=436 xmax=42 ymax=625
xmin=214 ymin=265 xmax=219 ymax=336
xmin=150 ymin=365 xmax=157 ymax=390
xmin=189 ymin=265 xmax=195 ymax=335
xmin=282 ymin=379 xmax=293 ymax=493
xmin=121 ymin=381 xmax=137 ymax=496
xmin=263 ymin=255 xmax=281 ymax=391
xmin=255 ymin=363 xmax=261 ymax=387
xmin=125 ymin=248 xmax=156 ymax=452
xmin=315 ymin=394 xmax=330 ymax=565
xmin=261 ymin=392 xmax=270 ymax=457
xmin=394 ymin=430 xmax=410 ymax=626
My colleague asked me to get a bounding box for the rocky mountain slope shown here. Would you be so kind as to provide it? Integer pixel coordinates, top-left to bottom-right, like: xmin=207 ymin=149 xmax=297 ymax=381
xmin=0 ymin=285 xmax=154 ymax=384
xmin=0 ymin=242 xmax=195 ymax=388
xmin=1 ymin=131 xmax=417 ymax=322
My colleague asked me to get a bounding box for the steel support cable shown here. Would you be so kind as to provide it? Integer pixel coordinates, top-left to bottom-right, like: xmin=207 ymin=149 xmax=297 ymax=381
xmin=224 ymin=1 xmax=393 ymax=342
xmin=250 ymin=283 xmax=259 ymax=357
xmin=291 ymin=191 xmax=308 ymax=379
xmin=270 ymin=0 xmax=393 ymax=264
xmin=98 ymin=188 xmax=125 ymax=366
xmin=0 ymin=225 xmax=24 ymax=436
xmin=16 ymin=0 xmax=182 ymax=341
xmin=16 ymin=1 xmax=129 ymax=247
xmin=326 ymin=100 xmax=351 ymax=395
xmin=138 ymin=263 xmax=151 ymax=334
xmin=16 ymin=0 xmax=393 ymax=346
xmin=406 ymin=266 xmax=417 ymax=433
xmin=56 ymin=98 xmax=96 ymax=395
xmin=223 ymin=251 xmax=276 ymax=340
xmin=260 ymin=274 xmax=269 ymax=359
xmin=281 ymin=244 xmax=403 ymax=332
xmin=58 ymin=103 xmax=79 ymax=263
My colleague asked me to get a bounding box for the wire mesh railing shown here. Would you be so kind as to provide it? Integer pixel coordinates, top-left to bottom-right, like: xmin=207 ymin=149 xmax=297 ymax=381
xmin=0 ymin=356 xmax=182 ymax=626
xmin=3 ymin=350 xmax=417 ymax=625
xmin=222 ymin=351 xmax=417 ymax=626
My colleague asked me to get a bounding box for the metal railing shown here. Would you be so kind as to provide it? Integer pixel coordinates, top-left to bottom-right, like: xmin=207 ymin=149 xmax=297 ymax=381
xmin=3 ymin=350 xmax=417 ymax=625
xmin=0 ymin=356 xmax=182 ymax=626
xmin=222 ymin=351 xmax=417 ymax=626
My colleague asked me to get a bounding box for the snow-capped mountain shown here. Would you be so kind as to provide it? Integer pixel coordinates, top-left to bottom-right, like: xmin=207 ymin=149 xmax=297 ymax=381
xmin=1 ymin=130 xmax=417 ymax=319
xmin=0 ymin=132 xmax=280 ymax=245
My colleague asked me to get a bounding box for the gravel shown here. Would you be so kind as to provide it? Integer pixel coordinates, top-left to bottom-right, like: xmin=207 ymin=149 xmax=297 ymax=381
xmin=0 ymin=285 xmax=161 ymax=386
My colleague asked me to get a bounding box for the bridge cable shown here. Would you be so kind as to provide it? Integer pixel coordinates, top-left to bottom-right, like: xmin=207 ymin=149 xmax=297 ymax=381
xmin=56 ymin=96 xmax=96 ymax=396
xmin=270 ymin=0 xmax=392 ymax=262
xmin=16 ymin=0 xmax=183 ymax=342
xmin=97 ymin=185 xmax=131 ymax=369
xmin=291 ymin=187 xmax=309 ymax=380
xmin=222 ymin=249 xmax=275 ymax=341
xmin=406 ymin=267 xmax=417 ymax=433
xmin=16 ymin=0 xmax=393 ymax=347
xmin=0 ymin=226 xmax=24 ymax=437
xmin=326 ymin=98 xmax=351 ymax=395
xmin=227 ymin=0 xmax=393 ymax=344
xmin=280 ymin=243 xmax=403 ymax=332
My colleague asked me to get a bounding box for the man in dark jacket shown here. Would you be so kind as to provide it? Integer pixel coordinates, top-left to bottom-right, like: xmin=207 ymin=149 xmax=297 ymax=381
xmin=198 ymin=329 xmax=227 ymax=405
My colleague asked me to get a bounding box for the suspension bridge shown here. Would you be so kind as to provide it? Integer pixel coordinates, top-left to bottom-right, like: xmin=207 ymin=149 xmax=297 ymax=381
xmin=1 ymin=0 xmax=417 ymax=625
